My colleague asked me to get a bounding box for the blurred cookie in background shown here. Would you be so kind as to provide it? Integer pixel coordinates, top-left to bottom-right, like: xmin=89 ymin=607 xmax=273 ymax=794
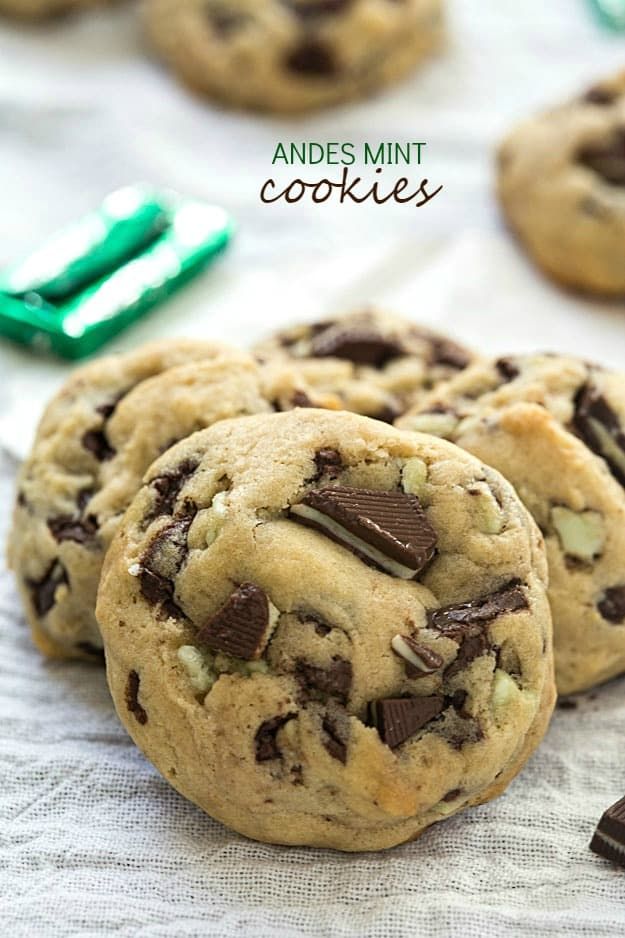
xmin=255 ymin=309 xmax=475 ymax=422
xmin=498 ymin=71 xmax=625 ymax=296
xmin=0 ymin=0 xmax=110 ymax=17
xmin=143 ymin=0 xmax=445 ymax=113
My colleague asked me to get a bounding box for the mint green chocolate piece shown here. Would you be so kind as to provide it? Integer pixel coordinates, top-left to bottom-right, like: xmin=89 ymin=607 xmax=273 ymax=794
xmin=587 ymin=0 xmax=625 ymax=30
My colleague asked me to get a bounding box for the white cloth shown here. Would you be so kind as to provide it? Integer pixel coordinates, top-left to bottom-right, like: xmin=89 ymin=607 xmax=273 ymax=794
xmin=1 ymin=1 xmax=625 ymax=934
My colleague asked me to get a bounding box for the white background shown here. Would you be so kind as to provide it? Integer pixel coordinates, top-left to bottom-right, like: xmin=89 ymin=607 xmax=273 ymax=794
xmin=1 ymin=1 xmax=625 ymax=935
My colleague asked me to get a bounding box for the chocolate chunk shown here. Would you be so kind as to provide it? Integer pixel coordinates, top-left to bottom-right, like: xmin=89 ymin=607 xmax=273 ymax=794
xmin=27 ymin=560 xmax=68 ymax=617
xmin=290 ymin=486 xmax=437 ymax=579
xmin=310 ymin=323 xmax=404 ymax=366
xmin=284 ymin=0 xmax=353 ymax=18
xmin=598 ymin=585 xmax=625 ymax=624
xmin=313 ymin=448 xmax=342 ymax=481
xmin=255 ymin=713 xmax=296 ymax=762
xmin=48 ymin=514 xmax=98 ymax=545
xmin=76 ymin=641 xmax=105 ymax=661
xmin=291 ymin=390 xmax=315 ymax=408
xmin=76 ymin=488 xmax=95 ymax=512
xmin=147 ymin=458 xmax=199 ymax=520
xmin=82 ymin=428 xmax=115 ymax=462
xmin=374 ymin=405 xmax=401 ymax=424
xmin=450 ymin=689 xmax=468 ymax=713
xmin=95 ymin=389 xmax=128 ymax=420
xmin=584 ymin=86 xmax=617 ymax=106
xmin=369 ymin=695 xmax=445 ymax=748
xmin=573 ymin=384 xmax=625 ymax=486
xmin=321 ymin=715 xmax=347 ymax=763
xmin=296 ymin=656 xmax=352 ymax=702
xmin=496 ymin=357 xmax=520 ymax=382
xmin=286 ymin=40 xmax=338 ymax=77
xmin=578 ymin=129 xmax=625 ymax=186
xmin=444 ymin=631 xmax=490 ymax=680
xmin=430 ymin=337 xmax=471 ymax=371
xmin=17 ymin=491 xmax=27 ymax=508
xmin=442 ymin=788 xmax=461 ymax=802
xmin=391 ymin=634 xmax=444 ymax=677
xmin=196 ymin=583 xmax=277 ymax=660
xmin=590 ymin=795 xmax=625 ymax=867
xmin=139 ymin=512 xmax=195 ymax=619
xmin=428 ymin=580 xmax=528 ymax=638
xmin=298 ymin=611 xmax=332 ymax=636
xmin=125 ymin=670 xmax=148 ymax=726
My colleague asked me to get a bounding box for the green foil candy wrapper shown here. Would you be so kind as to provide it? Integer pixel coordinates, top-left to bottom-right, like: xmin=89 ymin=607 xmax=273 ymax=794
xmin=0 ymin=186 xmax=234 ymax=360
xmin=587 ymin=0 xmax=625 ymax=30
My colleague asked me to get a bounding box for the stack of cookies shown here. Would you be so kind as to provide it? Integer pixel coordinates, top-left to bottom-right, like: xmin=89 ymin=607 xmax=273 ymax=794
xmin=22 ymin=305 xmax=625 ymax=852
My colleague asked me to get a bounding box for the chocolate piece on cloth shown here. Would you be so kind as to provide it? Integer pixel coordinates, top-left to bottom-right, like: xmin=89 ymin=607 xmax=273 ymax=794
xmin=590 ymin=795 xmax=625 ymax=867
xmin=290 ymin=486 xmax=437 ymax=578
xmin=196 ymin=583 xmax=278 ymax=659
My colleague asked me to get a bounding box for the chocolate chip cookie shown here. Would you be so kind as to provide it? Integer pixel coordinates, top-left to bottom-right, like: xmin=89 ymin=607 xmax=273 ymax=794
xmin=255 ymin=309 xmax=475 ymax=422
xmin=97 ymin=409 xmax=554 ymax=851
xmin=498 ymin=71 xmax=625 ymax=295
xmin=8 ymin=340 xmax=274 ymax=661
xmin=144 ymin=0 xmax=444 ymax=113
xmin=398 ymin=353 xmax=625 ymax=695
xmin=0 ymin=0 xmax=106 ymax=17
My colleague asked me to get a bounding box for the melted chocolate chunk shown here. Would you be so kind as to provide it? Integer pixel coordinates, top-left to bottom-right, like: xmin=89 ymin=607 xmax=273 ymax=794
xmin=255 ymin=713 xmax=296 ymax=762
xmin=430 ymin=337 xmax=471 ymax=370
xmin=321 ymin=715 xmax=347 ymax=763
xmin=139 ymin=512 xmax=195 ymax=620
xmin=290 ymin=486 xmax=437 ymax=579
xmin=27 ymin=560 xmax=68 ymax=617
xmin=298 ymin=611 xmax=332 ymax=636
xmin=48 ymin=514 xmax=98 ymax=545
xmin=392 ymin=634 xmax=444 ymax=677
xmin=444 ymin=632 xmax=491 ymax=680
xmin=125 ymin=670 xmax=148 ymax=725
xmin=291 ymin=390 xmax=315 ymax=408
xmin=590 ymin=795 xmax=625 ymax=868
xmin=313 ymin=448 xmax=343 ymax=481
xmin=598 ymin=585 xmax=625 ymax=624
xmin=296 ymin=656 xmax=352 ymax=702
xmin=428 ymin=580 xmax=528 ymax=638
xmin=496 ymin=357 xmax=520 ymax=382
xmin=147 ymin=459 xmax=199 ymax=520
xmin=369 ymin=695 xmax=445 ymax=749
xmin=442 ymin=788 xmax=461 ymax=802
xmin=578 ymin=129 xmax=625 ymax=186
xmin=286 ymin=40 xmax=338 ymax=77
xmin=196 ymin=583 xmax=275 ymax=660
xmin=76 ymin=488 xmax=95 ymax=512
xmin=573 ymin=384 xmax=625 ymax=487
xmin=82 ymin=428 xmax=115 ymax=462
xmin=310 ymin=323 xmax=404 ymax=366
xmin=95 ymin=389 xmax=128 ymax=420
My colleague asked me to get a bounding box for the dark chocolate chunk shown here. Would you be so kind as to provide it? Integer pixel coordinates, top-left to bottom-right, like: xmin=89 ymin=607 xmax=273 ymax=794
xmin=310 ymin=323 xmax=404 ymax=366
xmin=146 ymin=458 xmax=199 ymax=520
xmin=48 ymin=514 xmax=98 ymax=545
xmin=442 ymin=788 xmax=461 ymax=802
xmin=27 ymin=560 xmax=68 ymax=618
xmin=290 ymin=486 xmax=437 ymax=579
xmin=76 ymin=488 xmax=95 ymax=512
xmin=430 ymin=337 xmax=471 ymax=370
xmin=428 ymin=580 xmax=528 ymax=638
xmin=578 ymin=129 xmax=625 ymax=186
xmin=298 ymin=611 xmax=332 ymax=636
xmin=444 ymin=632 xmax=490 ymax=679
xmin=125 ymin=670 xmax=148 ymax=725
xmin=285 ymin=40 xmax=338 ymax=77
xmin=369 ymin=695 xmax=445 ymax=748
xmin=598 ymin=585 xmax=625 ymax=624
xmin=313 ymin=448 xmax=342 ymax=481
xmin=95 ymin=389 xmax=128 ymax=420
xmin=284 ymin=0 xmax=353 ymax=18
xmin=139 ymin=512 xmax=195 ymax=620
xmin=391 ymin=634 xmax=444 ymax=677
xmin=17 ymin=491 xmax=27 ymax=508
xmin=584 ymin=85 xmax=617 ymax=106
xmin=296 ymin=656 xmax=352 ymax=702
xmin=496 ymin=357 xmax=520 ymax=382
xmin=573 ymin=384 xmax=625 ymax=487
xmin=590 ymin=795 xmax=625 ymax=868
xmin=196 ymin=583 xmax=275 ymax=660
xmin=291 ymin=389 xmax=315 ymax=408
xmin=82 ymin=428 xmax=115 ymax=462
xmin=450 ymin=689 xmax=468 ymax=713
xmin=255 ymin=713 xmax=296 ymax=762
xmin=76 ymin=641 xmax=105 ymax=661
xmin=321 ymin=715 xmax=347 ymax=763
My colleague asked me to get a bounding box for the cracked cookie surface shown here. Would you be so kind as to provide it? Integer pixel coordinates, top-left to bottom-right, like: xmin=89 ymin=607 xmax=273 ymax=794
xmin=8 ymin=340 xmax=275 ymax=661
xmin=255 ymin=309 xmax=475 ymax=422
xmin=144 ymin=0 xmax=444 ymax=113
xmin=97 ymin=408 xmax=554 ymax=851
xmin=398 ymin=353 xmax=625 ymax=695
xmin=498 ymin=70 xmax=625 ymax=295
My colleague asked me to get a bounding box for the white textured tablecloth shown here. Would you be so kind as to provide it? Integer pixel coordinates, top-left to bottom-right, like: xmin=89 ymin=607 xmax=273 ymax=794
xmin=2 ymin=1 xmax=625 ymax=935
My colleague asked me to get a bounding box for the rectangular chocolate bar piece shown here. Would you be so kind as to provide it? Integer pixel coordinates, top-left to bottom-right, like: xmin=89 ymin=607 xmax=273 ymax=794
xmin=590 ymin=795 xmax=625 ymax=866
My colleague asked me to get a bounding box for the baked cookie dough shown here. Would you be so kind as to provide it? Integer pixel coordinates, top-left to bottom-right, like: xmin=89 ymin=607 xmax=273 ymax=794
xmin=97 ymin=409 xmax=554 ymax=851
xmin=0 ymin=0 xmax=107 ymax=18
xmin=8 ymin=340 xmax=274 ymax=661
xmin=144 ymin=0 xmax=444 ymax=113
xmin=255 ymin=309 xmax=475 ymax=422
xmin=498 ymin=71 xmax=625 ymax=296
xmin=398 ymin=353 xmax=625 ymax=695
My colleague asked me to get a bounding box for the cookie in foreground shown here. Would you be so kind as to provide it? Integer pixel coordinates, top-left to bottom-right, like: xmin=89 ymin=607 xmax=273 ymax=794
xmin=398 ymin=353 xmax=625 ymax=695
xmin=255 ymin=308 xmax=474 ymax=422
xmin=498 ymin=70 xmax=625 ymax=296
xmin=97 ymin=409 xmax=554 ymax=851
xmin=8 ymin=340 xmax=275 ymax=661
xmin=143 ymin=0 xmax=445 ymax=113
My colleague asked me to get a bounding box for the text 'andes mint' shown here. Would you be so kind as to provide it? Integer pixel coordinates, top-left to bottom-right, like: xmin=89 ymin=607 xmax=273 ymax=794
xmin=290 ymin=486 xmax=437 ymax=579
